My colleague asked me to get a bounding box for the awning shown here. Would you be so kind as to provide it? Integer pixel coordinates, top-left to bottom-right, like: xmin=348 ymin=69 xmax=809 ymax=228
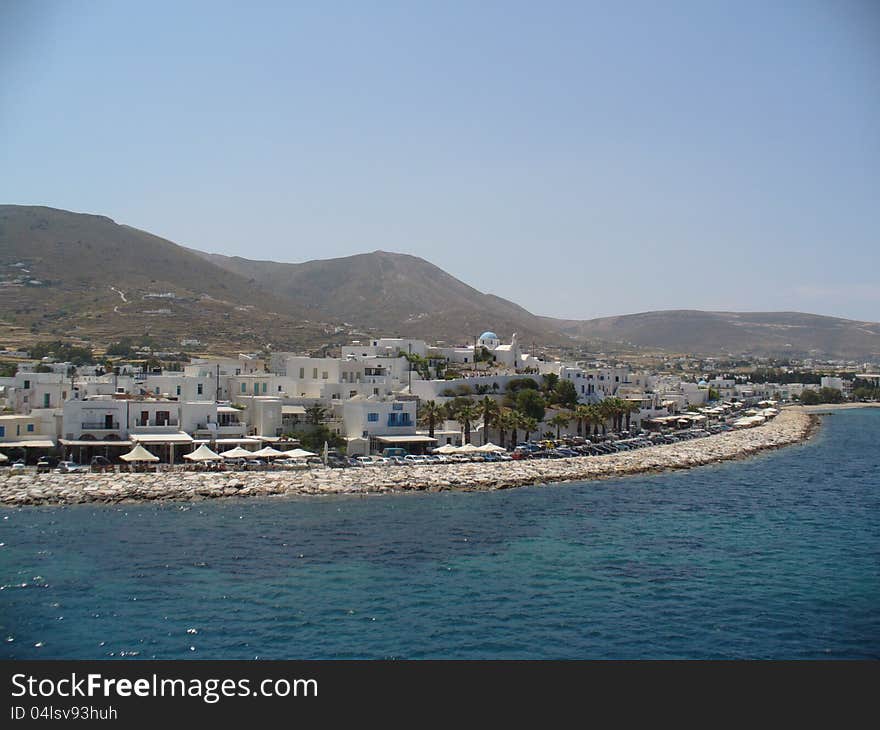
xmin=193 ymin=437 xmax=262 ymax=446
xmin=120 ymin=444 xmax=160 ymax=462
xmin=282 ymin=405 xmax=307 ymax=415
xmin=183 ymin=444 xmax=222 ymax=461
xmin=374 ymin=435 xmax=438 ymax=444
xmin=59 ymin=439 xmax=133 ymax=447
xmin=217 ymin=406 xmax=241 ymax=414
xmin=220 ymin=446 xmax=256 ymax=459
xmin=252 ymin=446 xmax=286 ymax=458
xmin=130 ymin=432 xmax=193 ymax=444
xmin=0 ymin=439 xmax=56 ymax=448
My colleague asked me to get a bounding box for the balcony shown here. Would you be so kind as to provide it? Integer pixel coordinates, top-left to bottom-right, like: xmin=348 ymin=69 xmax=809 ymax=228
xmin=81 ymin=421 xmax=120 ymax=430
xmin=130 ymin=420 xmax=179 ymax=434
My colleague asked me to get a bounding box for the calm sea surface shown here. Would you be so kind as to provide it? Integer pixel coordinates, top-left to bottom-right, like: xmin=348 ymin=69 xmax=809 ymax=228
xmin=1 ymin=408 xmax=878 ymax=659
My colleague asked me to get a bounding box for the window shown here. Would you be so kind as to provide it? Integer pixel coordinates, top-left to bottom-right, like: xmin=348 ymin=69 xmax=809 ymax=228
xmin=0 ymin=426 xmax=4 ymax=437
xmin=156 ymin=411 xmax=170 ymax=426
xmin=241 ymin=383 xmax=246 ymax=393
xmin=393 ymin=403 xmax=403 ymax=411
xmin=367 ymin=413 xmax=378 ymax=422
xmin=176 ymin=385 xmax=181 ymax=396
xmin=312 ymin=368 xmax=318 ymax=379
xmin=197 ymin=384 xmax=203 ymax=395
xmin=155 ymin=387 xmax=160 ymax=395
xmin=262 ymin=382 xmax=267 ymax=393
xmin=23 ymin=380 xmax=30 ymax=389
xmin=299 ymin=368 xmax=304 ymax=379
xmin=27 ymin=424 xmax=34 ymax=432
xmin=43 ymin=393 xmax=50 ymax=407
xmin=321 ymin=371 xmax=328 ymax=379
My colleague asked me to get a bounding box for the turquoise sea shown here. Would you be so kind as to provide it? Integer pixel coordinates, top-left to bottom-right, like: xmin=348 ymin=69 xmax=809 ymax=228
xmin=1 ymin=408 xmax=878 ymax=659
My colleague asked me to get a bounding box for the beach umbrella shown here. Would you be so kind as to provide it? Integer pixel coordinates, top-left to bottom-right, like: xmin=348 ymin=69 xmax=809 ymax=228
xmin=433 ymin=444 xmax=457 ymax=455
xmin=455 ymin=443 xmax=479 ymax=454
xmin=183 ymin=444 xmax=222 ymax=462
xmin=0 ymin=452 xmax=8 ymax=462
xmin=286 ymin=448 xmax=317 ymax=459
xmin=252 ymin=446 xmax=286 ymax=458
xmin=120 ymin=444 xmax=159 ymax=462
xmin=477 ymin=442 xmax=506 ymax=453
xmin=220 ymin=446 xmax=255 ymax=459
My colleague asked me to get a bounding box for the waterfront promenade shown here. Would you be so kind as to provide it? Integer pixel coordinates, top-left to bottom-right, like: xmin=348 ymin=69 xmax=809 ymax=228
xmin=0 ymin=408 xmax=818 ymax=506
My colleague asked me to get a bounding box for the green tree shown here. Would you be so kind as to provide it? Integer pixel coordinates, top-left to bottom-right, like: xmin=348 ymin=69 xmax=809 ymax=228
xmin=541 ymin=373 xmax=560 ymax=394
xmin=418 ymin=400 xmax=444 ymax=439
xmin=520 ymin=416 xmax=539 ymax=442
xmin=305 ymin=404 xmax=327 ymax=426
xmin=496 ymin=408 xmax=517 ymax=450
xmin=553 ymin=379 xmax=578 ymax=408
xmin=573 ymin=404 xmax=591 ymax=436
xmin=799 ymin=389 xmax=820 ymax=405
xmin=478 ymin=396 xmax=500 ymax=445
xmin=549 ymin=411 xmax=572 ymax=439
xmin=455 ymin=401 xmax=480 ymax=444
xmin=515 ymin=389 xmax=546 ymax=422
xmin=622 ymin=400 xmax=641 ymax=430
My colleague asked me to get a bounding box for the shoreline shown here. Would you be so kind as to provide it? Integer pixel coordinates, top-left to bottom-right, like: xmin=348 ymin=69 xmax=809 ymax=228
xmin=0 ymin=407 xmax=821 ymax=506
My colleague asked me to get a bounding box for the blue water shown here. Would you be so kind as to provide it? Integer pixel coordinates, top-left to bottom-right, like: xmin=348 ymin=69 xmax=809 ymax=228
xmin=1 ymin=408 xmax=878 ymax=659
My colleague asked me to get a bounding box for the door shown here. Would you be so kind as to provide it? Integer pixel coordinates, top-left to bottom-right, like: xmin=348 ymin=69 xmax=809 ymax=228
xmin=104 ymin=414 xmax=114 ymax=429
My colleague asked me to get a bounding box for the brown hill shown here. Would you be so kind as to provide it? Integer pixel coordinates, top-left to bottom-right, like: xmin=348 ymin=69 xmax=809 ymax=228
xmin=193 ymin=249 xmax=553 ymax=344
xmin=2 ymin=205 xmax=878 ymax=359
xmin=544 ymin=310 xmax=880 ymax=359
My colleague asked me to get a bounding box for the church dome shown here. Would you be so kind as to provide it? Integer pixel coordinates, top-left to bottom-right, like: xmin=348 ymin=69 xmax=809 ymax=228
xmin=479 ymin=331 xmax=498 ymax=341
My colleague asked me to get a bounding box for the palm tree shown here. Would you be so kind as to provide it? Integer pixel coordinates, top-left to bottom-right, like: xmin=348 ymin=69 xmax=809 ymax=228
xmin=520 ymin=416 xmax=538 ymax=442
xmin=573 ymin=404 xmax=591 ymax=437
xmin=305 ymin=404 xmax=326 ymax=426
xmin=549 ymin=411 xmax=571 ymax=440
xmin=455 ymin=402 xmax=480 ymax=444
xmin=418 ymin=400 xmax=444 ymax=439
xmin=622 ymin=399 xmax=641 ymax=431
xmin=599 ymin=398 xmax=617 ymax=436
xmin=497 ymin=409 xmax=518 ymax=450
xmin=479 ymin=396 xmax=500 ymax=445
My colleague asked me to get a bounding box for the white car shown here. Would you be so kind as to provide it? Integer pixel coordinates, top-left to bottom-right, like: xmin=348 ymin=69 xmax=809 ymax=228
xmin=56 ymin=460 xmax=87 ymax=473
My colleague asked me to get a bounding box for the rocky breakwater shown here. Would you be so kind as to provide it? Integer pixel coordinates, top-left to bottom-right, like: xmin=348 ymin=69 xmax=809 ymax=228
xmin=0 ymin=408 xmax=817 ymax=506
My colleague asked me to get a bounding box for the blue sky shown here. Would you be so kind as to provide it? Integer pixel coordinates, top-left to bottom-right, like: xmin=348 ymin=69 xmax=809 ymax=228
xmin=1 ymin=1 xmax=878 ymax=321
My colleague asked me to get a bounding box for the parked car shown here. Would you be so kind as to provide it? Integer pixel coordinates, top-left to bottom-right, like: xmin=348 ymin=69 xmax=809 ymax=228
xmin=90 ymin=455 xmax=114 ymax=473
xmin=55 ymin=460 xmax=87 ymax=474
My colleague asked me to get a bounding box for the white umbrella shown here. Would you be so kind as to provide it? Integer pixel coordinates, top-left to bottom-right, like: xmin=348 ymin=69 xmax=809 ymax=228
xmin=120 ymin=444 xmax=159 ymax=462
xmin=433 ymin=444 xmax=458 ymax=454
xmin=0 ymin=452 xmax=8 ymax=463
xmin=477 ymin=442 xmax=506 ymax=453
xmin=220 ymin=446 xmax=255 ymax=459
xmin=455 ymin=443 xmax=479 ymax=454
xmin=183 ymin=444 xmax=222 ymax=462
xmin=285 ymin=448 xmax=317 ymax=459
xmin=253 ymin=446 xmax=286 ymax=458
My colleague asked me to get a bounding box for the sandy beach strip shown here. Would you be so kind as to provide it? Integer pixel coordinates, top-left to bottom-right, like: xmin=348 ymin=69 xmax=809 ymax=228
xmin=0 ymin=408 xmax=820 ymax=506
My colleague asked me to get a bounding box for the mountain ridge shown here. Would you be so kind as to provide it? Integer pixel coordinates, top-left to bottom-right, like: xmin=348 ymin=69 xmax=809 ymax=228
xmin=1 ymin=205 xmax=878 ymax=358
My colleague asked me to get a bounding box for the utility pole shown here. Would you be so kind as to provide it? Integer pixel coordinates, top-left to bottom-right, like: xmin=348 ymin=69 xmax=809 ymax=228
xmin=408 ymin=343 xmax=412 ymax=392
xmin=215 ymin=363 xmax=220 ymax=402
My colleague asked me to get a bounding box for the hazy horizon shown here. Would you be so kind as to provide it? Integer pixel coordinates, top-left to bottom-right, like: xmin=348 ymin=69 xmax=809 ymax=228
xmin=1 ymin=1 xmax=878 ymax=321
